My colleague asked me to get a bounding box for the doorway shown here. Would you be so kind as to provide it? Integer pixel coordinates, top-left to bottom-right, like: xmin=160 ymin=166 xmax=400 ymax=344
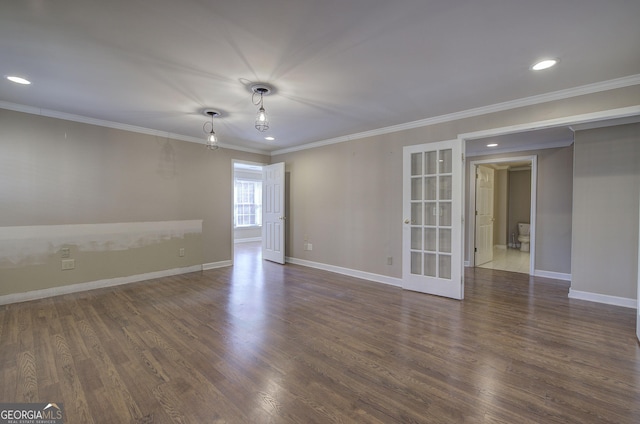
xmin=468 ymin=156 xmax=537 ymax=275
xmin=232 ymin=160 xmax=265 ymax=262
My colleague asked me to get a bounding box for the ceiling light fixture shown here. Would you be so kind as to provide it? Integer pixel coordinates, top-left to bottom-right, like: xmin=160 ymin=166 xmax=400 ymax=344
xmin=6 ymin=76 xmax=31 ymax=85
xmin=203 ymin=109 xmax=220 ymax=150
xmin=531 ymin=59 xmax=558 ymax=71
xmin=487 ymin=143 xmax=498 ymax=147
xmin=251 ymin=83 xmax=272 ymax=132
xmin=265 ymin=136 xmax=275 ymax=141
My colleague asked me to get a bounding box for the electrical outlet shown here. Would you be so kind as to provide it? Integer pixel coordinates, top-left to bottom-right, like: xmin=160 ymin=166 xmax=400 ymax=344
xmin=179 ymin=248 xmax=185 ymax=257
xmin=307 ymin=243 xmax=312 ymax=251
xmin=387 ymin=257 xmax=393 ymax=265
xmin=61 ymin=259 xmax=75 ymax=270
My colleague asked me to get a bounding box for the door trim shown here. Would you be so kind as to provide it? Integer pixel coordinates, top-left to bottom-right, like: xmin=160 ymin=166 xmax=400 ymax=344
xmin=467 ymin=155 xmax=537 ymax=274
xmin=231 ymin=159 xmax=267 ymax=265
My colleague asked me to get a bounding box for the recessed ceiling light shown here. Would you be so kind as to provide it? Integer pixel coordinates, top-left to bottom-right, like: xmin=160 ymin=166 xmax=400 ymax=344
xmin=531 ymin=59 xmax=558 ymax=71
xmin=265 ymin=136 xmax=275 ymax=141
xmin=487 ymin=143 xmax=498 ymax=147
xmin=6 ymin=76 xmax=31 ymax=85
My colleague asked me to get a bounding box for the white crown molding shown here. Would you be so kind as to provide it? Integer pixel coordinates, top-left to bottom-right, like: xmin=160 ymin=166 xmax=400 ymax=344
xmin=271 ymin=74 xmax=640 ymax=156
xmin=458 ymin=105 xmax=640 ymax=141
xmin=0 ymin=101 xmax=270 ymax=155
xmin=2 ymin=74 xmax=639 ymax=158
xmin=466 ymin=139 xmax=574 ymax=157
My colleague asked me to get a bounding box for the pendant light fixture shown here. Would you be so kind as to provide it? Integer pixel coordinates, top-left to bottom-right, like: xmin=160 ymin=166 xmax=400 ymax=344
xmin=203 ymin=109 xmax=220 ymax=150
xmin=251 ymin=84 xmax=272 ymax=132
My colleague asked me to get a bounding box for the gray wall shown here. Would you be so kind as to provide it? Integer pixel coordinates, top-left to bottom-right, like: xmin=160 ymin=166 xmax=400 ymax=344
xmin=1 ymin=83 xmax=638 ymax=299
xmin=467 ymin=146 xmax=574 ymax=274
xmin=572 ymin=123 xmax=640 ymax=299
xmin=0 ymin=109 xmax=269 ymax=297
xmin=274 ymin=85 xmax=637 ymax=279
xmin=508 ymin=169 xmax=532 ymax=241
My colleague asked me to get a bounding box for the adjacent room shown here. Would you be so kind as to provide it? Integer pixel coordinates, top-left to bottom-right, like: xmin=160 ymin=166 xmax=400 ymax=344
xmin=1 ymin=1 xmax=639 ymax=422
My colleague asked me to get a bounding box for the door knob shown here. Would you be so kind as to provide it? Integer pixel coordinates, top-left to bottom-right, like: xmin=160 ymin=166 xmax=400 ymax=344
xmin=404 ymin=218 xmax=411 ymax=224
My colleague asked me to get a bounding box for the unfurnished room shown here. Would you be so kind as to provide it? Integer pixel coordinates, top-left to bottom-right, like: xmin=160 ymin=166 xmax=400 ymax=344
xmin=1 ymin=1 xmax=640 ymax=423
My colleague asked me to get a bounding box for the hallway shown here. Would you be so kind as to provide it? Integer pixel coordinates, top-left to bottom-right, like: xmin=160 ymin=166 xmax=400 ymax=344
xmin=477 ymin=246 xmax=530 ymax=274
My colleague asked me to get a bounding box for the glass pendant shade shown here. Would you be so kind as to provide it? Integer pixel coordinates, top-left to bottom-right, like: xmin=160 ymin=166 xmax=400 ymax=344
xmin=255 ymin=106 xmax=269 ymax=132
xmin=203 ymin=109 xmax=220 ymax=150
xmin=206 ymin=130 xmax=219 ymax=150
xmin=251 ymin=84 xmax=272 ymax=133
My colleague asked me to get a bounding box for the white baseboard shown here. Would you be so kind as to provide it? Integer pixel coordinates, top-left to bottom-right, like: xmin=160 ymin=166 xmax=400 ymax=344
xmin=286 ymin=257 xmax=403 ymax=288
xmin=568 ymin=289 xmax=636 ymax=309
xmin=202 ymin=260 xmax=233 ymax=270
xmin=534 ymin=270 xmax=572 ymax=281
xmin=0 ymin=265 xmax=203 ymax=306
xmin=234 ymin=237 xmax=261 ymax=244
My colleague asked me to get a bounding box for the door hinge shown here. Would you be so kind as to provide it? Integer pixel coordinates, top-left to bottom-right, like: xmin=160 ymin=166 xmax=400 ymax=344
xmin=462 ymin=153 xmax=465 ymax=162
xmin=474 ymin=247 xmax=477 ymax=252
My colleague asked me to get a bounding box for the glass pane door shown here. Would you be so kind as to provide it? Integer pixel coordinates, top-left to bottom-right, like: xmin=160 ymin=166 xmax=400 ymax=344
xmin=409 ymin=149 xmax=453 ymax=279
xmin=403 ymin=140 xmax=463 ymax=299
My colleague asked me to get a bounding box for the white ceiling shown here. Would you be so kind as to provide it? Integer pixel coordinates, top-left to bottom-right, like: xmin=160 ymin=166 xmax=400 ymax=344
xmin=1 ymin=0 xmax=639 ymax=154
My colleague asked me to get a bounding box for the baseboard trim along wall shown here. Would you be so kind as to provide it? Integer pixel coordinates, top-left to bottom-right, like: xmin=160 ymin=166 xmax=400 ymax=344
xmin=234 ymin=237 xmax=262 ymax=244
xmin=202 ymin=260 xmax=233 ymax=270
xmin=463 ymin=263 xmax=572 ymax=282
xmin=0 ymin=265 xmax=203 ymax=306
xmin=568 ymin=289 xmax=637 ymax=309
xmin=534 ymin=270 xmax=572 ymax=281
xmin=286 ymin=257 xmax=403 ymax=288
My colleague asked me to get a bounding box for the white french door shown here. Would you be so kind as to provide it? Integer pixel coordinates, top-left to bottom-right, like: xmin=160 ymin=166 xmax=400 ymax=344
xmin=402 ymin=140 xmax=464 ymax=299
xmin=262 ymin=162 xmax=285 ymax=264
xmin=475 ymin=165 xmax=494 ymax=266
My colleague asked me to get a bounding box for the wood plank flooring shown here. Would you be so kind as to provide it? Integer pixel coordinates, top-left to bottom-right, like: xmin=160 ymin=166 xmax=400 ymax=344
xmin=1 ymin=244 xmax=639 ymax=423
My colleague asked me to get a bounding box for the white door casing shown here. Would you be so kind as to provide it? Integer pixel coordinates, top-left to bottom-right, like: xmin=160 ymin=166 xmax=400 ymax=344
xmin=475 ymin=166 xmax=494 ymax=266
xmin=262 ymin=162 xmax=285 ymax=264
xmin=637 ymin=185 xmax=640 ymax=343
xmin=467 ymin=155 xmax=537 ymax=274
xmin=402 ymin=140 xmax=464 ymax=300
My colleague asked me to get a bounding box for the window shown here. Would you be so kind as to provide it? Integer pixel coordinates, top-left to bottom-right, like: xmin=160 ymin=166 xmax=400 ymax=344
xmin=234 ymin=179 xmax=262 ymax=227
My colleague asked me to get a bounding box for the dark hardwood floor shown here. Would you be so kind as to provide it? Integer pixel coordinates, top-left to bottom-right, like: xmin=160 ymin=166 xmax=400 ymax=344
xmin=1 ymin=242 xmax=639 ymax=423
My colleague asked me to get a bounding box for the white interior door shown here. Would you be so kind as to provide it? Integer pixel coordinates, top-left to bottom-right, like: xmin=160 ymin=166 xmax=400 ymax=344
xmin=262 ymin=162 xmax=285 ymax=264
xmin=402 ymin=140 xmax=464 ymax=300
xmin=475 ymin=165 xmax=494 ymax=266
